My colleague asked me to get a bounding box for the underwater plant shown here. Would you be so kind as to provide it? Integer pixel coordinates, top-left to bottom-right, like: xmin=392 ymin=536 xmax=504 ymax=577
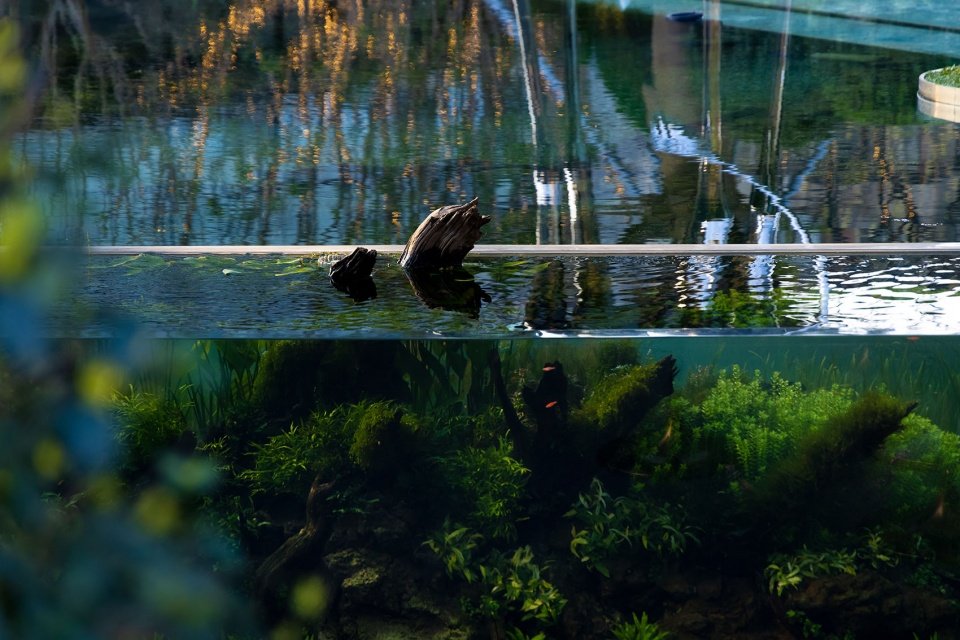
xmin=435 ymin=434 xmax=530 ymax=540
xmin=474 ymin=546 xmax=567 ymax=627
xmin=112 ymin=386 xmax=187 ymax=472
xmin=566 ymin=478 xmax=698 ymax=578
xmin=424 ymin=521 xmax=484 ymax=583
xmin=573 ymin=360 xmax=676 ymax=438
xmin=751 ymin=391 xmax=915 ymax=518
xmin=765 ymin=547 xmax=859 ymax=596
xmin=423 ymin=526 xmax=566 ymax=630
xmin=504 ymin=628 xmax=548 ymax=640
xmin=611 ymin=612 xmax=671 ymax=640
xmin=764 ymin=528 xmax=902 ymax=596
xmin=183 ymin=340 xmax=263 ymax=436
xmin=877 ymin=414 xmax=960 ymax=564
xmin=698 ymin=367 xmax=854 ymax=479
xmin=242 ymin=401 xmax=415 ymax=496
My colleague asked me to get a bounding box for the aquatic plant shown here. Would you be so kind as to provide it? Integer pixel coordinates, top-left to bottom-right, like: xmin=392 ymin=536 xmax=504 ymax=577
xmin=348 ymin=401 xmax=415 ymax=472
xmin=573 ymin=360 xmax=675 ymax=437
xmin=424 ymin=521 xmax=484 ymax=583
xmin=698 ymin=367 xmax=854 ymax=479
xmin=436 ymin=435 xmax=530 ymax=540
xmin=400 ymin=340 xmax=496 ymax=414
xmin=765 ymin=530 xmax=899 ymax=596
xmin=475 ymin=546 xmax=567 ymax=626
xmin=765 ymin=547 xmax=859 ymax=596
xmin=183 ymin=340 xmax=263 ymax=435
xmin=112 ymin=386 xmax=187 ymax=468
xmin=785 ymin=609 xmax=823 ymax=639
xmin=753 ymin=391 xmax=914 ymax=512
xmin=242 ymin=400 xmax=420 ymax=496
xmin=252 ymin=342 xmax=410 ymax=420
xmin=423 ymin=528 xmax=566 ymax=629
xmin=611 ymin=612 xmax=671 ymax=640
xmin=566 ymin=478 xmax=698 ymax=578
xmin=878 ymin=415 xmax=960 ymax=538
xmin=242 ymin=411 xmax=349 ymax=496
xmin=504 ymin=628 xmax=547 ymax=640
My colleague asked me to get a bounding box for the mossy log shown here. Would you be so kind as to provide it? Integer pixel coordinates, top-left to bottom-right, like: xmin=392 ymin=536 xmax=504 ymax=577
xmin=398 ymin=197 xmax=489 ymax=270
xmin=750 ymin=392 xmax=916 ymax=530
xmin=512 ymin=356 xmax=677 ymax=497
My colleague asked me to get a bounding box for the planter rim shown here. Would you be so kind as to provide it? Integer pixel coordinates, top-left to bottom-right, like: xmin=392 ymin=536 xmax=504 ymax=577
xmin=919 ymin=68 xmax=960 ymax=107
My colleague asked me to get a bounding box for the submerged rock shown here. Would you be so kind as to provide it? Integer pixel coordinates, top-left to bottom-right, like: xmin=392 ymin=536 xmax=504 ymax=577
xmin=785 ymin=571 xmax=959 ymax=638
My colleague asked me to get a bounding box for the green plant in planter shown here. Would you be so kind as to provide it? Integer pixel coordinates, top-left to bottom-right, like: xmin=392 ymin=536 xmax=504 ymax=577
xmin=611 ymin=612 xmax=670 ymax=640
xmin=925 ymin=65 xmax=960 ymax=88
xmin=566 ymin=478 xmax=698 ymax=577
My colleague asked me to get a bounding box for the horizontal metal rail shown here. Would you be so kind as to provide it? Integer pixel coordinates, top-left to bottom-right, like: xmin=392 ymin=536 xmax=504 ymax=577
xmin=78 ymin=243 xmax=960 ymax=257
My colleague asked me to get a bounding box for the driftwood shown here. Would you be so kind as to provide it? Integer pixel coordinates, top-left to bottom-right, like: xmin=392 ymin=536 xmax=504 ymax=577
xmin=328 ymin=247 xmax=378 ymax=302
xmin=325 ymin=198 xmax=492 ymax=313
xmin=255 ymin=475 xmax=339 ymax=618
xmin=492 ymin=355 xmax=677 ymax=500
xmin=398 ymin=197 xmax=490 ymax=270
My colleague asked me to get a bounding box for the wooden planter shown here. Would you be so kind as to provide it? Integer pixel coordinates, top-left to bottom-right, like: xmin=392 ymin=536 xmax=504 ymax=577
xmin=918 ymin=69 xmax=960 ymax=123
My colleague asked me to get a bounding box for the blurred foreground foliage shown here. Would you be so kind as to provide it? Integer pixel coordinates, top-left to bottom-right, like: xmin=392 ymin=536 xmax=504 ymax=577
xmin=0 ymin=18 xmax=252 ymax=639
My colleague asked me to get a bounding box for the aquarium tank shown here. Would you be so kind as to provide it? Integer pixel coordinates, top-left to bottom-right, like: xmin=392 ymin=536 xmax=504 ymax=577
xmin=2 ymin=0 xmax=960 ymax=638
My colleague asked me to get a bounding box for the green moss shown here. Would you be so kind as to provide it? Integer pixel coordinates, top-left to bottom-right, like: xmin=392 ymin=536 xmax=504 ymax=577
xmin=349 ymin=401 xmax=416 ymax=472
xmin=926 ymin=65 xmax=960 ymax=88
xmin=251 ymin=341 xmax=330 ymax=420
xmin=573 ymin=362 xmax=663 ymax=435
xmin=753 ymin=391 xmax=914 ymax=517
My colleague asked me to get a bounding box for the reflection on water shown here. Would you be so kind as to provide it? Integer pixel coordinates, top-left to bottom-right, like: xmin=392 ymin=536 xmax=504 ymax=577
xmin=57 ymin=253 xmax=960 ymax=337
xmin=13 ymin=0 xmax=960 ymax=246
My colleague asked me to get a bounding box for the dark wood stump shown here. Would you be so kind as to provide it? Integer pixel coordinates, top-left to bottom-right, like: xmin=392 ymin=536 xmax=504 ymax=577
xmin=328 ymin=247 xmax=378 ymax=301
xmin=398 ymin=197 xmax=490 ymax=270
